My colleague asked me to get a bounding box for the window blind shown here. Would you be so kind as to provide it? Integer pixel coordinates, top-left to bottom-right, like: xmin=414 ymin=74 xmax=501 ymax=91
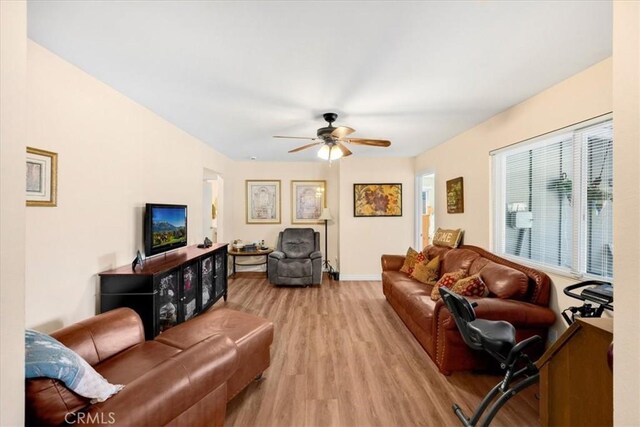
xmin=492 ymin=117 xmax=613 ymax=279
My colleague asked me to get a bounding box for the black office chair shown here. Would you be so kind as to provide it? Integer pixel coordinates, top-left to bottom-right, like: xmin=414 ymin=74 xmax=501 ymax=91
xmin=439 ymin=287 xmax=541 ymax=427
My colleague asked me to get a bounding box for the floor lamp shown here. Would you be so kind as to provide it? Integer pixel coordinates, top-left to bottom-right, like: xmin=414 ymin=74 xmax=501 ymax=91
xmin=318 ymin=208 xmax=334 ymax=276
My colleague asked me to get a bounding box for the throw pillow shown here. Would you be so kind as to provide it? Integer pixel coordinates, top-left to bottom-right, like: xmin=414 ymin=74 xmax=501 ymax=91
xmin=432 ymin=228 xmax=464 ymax=248
xmin=410 ymin=255 xmax=441 ymax=285
xmin=399 ymin=247 xmax=419 ymax=274
xmin=451 ymin=273 xmax=489 ymax=298
xmin=25 ymin=329 xmax=124 ymax=403
xmin=430 ymin=270 xmax=466 ymax=301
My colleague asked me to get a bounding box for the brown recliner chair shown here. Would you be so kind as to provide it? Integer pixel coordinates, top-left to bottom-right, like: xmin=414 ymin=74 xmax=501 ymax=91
xmin=268 ymin=228 xmax=322 ymax=286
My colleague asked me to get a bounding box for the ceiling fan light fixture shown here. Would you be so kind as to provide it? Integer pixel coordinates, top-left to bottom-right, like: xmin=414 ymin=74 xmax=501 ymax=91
xmin=317 ymin=144 xmax=343 ymax=161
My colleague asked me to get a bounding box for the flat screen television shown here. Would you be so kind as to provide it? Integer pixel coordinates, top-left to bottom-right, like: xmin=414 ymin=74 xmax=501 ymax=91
xmin=144 ymin=203 xmax=188 ymax=256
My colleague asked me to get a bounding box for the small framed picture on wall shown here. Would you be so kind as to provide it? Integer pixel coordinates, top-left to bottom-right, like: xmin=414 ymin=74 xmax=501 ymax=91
xmin=246 ymin=180 xmax=281 ymax=224
xmin=291 ymin=180 xmax=326 ymax=223
xmin=446 ymin=177 xmax=464 ymax=214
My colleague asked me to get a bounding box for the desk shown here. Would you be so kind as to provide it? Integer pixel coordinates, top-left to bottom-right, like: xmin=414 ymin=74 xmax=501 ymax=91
xmin=228 ymin=248 xmax=273 ymax=278
xmin=537 ymin=318 xmax=613 ymax=427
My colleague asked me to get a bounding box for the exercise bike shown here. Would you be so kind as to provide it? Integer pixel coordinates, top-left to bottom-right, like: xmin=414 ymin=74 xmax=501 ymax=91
xmin=440 ymin=287 xmax=541 ymax=427
xmin=561 ymin=280 xmax=613 ymax=325
xmin=440 ymin=280 xmax=614 ymax=426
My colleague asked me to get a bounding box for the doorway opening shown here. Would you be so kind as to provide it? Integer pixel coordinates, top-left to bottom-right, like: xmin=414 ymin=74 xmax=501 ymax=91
xmin=203 ymin=169 xmax=223 ymax=244
xmin=416 ymin=173 xmax=435 ymax=249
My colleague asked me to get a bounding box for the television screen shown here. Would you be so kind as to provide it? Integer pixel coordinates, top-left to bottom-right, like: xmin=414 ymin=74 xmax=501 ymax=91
xmin=145 ymin=204 xmax=187 ymax=256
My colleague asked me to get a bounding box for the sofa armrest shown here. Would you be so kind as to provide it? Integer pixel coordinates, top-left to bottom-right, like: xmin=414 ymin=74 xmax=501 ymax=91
xmin=82 ymin=334 xmax=238 ymax=426
xmin=51 ymin=308 xmax=145 ymax=365
xmin=438 ymin=297 xmax=556 ymax=330
xmin=269 ymin=250 xmax=285 ymax=260
xmin=381 ymin=254 xmax=405 ymax=272
xmin=310 ymin=250 xmax=322 ymax=260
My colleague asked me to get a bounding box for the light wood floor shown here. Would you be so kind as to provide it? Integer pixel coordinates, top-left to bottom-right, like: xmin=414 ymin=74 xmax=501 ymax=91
xmin=224 ymin=275 xmax=539 ymax=427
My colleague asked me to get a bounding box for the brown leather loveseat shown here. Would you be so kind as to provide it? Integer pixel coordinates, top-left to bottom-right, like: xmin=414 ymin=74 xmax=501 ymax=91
xmin=381 ymin=244 xmax=556 ymax=375
xmin=26 ymin=307 xmax=274 ymax=426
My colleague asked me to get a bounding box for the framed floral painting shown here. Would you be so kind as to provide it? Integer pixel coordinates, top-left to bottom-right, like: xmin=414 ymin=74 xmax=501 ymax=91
xmin=353 ymin=183 xmax=402 ymax=217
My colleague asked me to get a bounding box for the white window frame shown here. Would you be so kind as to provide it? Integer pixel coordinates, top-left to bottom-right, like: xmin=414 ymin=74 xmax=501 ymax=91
xmin=491 ymin=114 xmax=613 ymax=280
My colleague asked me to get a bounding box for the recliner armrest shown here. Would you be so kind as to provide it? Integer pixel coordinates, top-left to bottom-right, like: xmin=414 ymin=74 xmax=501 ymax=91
xmin=269 ymin=251 xmax=285 ymax=260
xmin=310 ymin=251 xmax=322 ymax=260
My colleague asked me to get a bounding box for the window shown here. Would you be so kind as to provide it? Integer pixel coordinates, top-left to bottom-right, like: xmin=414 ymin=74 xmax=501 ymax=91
xmin=492 ymin=116 xmax=613 ymax=279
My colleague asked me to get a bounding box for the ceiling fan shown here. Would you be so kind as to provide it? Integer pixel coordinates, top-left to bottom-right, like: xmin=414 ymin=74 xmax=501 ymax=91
xmin=273 ymin=112 xmax=391 ymax=161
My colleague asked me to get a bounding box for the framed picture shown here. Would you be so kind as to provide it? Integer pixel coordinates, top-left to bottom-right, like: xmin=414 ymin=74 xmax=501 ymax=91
xmin=291 ymin=180 xmax=326 ymax=224
xmin=246 ymin=180 xmax=281 ymax=224
xmin=353 ymin=183 xmax=402 ymax=217
xmin=26 ymin=147 xmax=58 ymax=207
xmin=446 ymin=177 xmax=464 ymax=214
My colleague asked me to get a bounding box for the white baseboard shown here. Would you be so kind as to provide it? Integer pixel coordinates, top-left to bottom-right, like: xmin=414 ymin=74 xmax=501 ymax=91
xmin=338 ymin=274 xmax=381 ymax=281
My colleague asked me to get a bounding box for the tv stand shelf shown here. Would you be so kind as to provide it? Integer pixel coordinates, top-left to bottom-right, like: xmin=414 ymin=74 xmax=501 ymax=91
xmin=99 ymin=243 xmax=228 ymax=339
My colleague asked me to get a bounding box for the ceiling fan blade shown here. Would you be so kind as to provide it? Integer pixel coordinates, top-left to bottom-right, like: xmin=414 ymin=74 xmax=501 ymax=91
xmin=343 ymin=138 xmax=391 ymax=147
xmin=331 ymin=126 xmax=355 ymax=138
xmin=273 ymin=135 xmax=318 ymax=141
xmin=337 ymin=142 xmax=352 ymax=157
xmin=288 ymin=142 xmax=322 ymax=153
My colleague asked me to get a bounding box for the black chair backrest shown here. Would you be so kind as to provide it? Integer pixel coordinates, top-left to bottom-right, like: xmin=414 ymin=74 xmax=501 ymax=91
xmin=440 ymin=287 xmax=483 ymax=351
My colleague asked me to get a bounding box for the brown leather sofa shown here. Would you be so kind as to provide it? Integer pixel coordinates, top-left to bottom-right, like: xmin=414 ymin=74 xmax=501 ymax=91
xmin=26 ymin=307 xmax=274 ymax=426
xmin=382 ymin=244 xmax=556 ymax=375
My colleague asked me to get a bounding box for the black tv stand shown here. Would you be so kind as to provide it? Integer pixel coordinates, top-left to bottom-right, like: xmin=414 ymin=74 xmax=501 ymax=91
xmin=99 ymin=243 xmax=228 ymax=339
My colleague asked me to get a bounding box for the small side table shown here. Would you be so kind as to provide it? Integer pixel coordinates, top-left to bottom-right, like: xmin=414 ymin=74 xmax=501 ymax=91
xmin=228 ymin=248 xmax=274 ymax=278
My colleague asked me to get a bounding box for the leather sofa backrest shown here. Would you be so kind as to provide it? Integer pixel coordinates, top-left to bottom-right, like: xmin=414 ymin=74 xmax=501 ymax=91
xmin=441 ymin=248 xmax=479 ymax=275
xmin=423 ymin=244 xmax=551 ymax=306
xmin=279 ymin=228 xmax=318 ymax=258
xmin=52 ymin=308 xmax=145 ymax=365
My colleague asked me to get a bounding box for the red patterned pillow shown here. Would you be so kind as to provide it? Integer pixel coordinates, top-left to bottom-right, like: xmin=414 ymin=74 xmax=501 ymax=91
xmin=451 ymin=274 xmax=489 ymax=298
xmin=399 ymin=247 xmax=419 ymax=274
xmin=405 ymin=251 xmax=426 ymax=276
xmin=430 ymin=270 xmax=466 ymax=301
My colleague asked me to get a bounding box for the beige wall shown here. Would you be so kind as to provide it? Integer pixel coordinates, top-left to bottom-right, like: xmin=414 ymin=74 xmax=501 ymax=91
xmin=227 ymin=161 xmax=339 ymax=271
xmin=0 ymin=2 xmax=27 ymax=425
xmin=415 ymin=58 xmax=613 ymax=340
xmin=612 ymin=1 xmax=640 ymax=424
xmin=25 ymin=42 xmax=232 ymax=330
xmin=338 ymin=157 xmax=415 ymax=278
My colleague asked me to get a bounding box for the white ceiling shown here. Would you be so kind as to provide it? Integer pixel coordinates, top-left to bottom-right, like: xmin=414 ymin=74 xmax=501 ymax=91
xmin=27 ymin=1 xmax=612 ymax=162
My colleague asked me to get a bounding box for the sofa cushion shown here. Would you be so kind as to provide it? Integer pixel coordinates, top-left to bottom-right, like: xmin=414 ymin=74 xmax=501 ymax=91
xmin=478 ymin=261 xmax=528 ymax=300
xmin=410 ymin=255 xmax=440 ymax=284
xmin=423 ymin=245 xmax=450 ymax=261
xmin=386 ymin=275 xmax=431 ymax=303
xmin=399 ymin=247 xmax=419 ymax=274
xmin=451 ymin=274 xmax=489 ymax=298
xmin=94 ymin=341 xmax=181 ymax=386
xmin=431 ymin=270 xmax=466 ymax=301
xmin=441 ymin=248 xmax=479 ymax=275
